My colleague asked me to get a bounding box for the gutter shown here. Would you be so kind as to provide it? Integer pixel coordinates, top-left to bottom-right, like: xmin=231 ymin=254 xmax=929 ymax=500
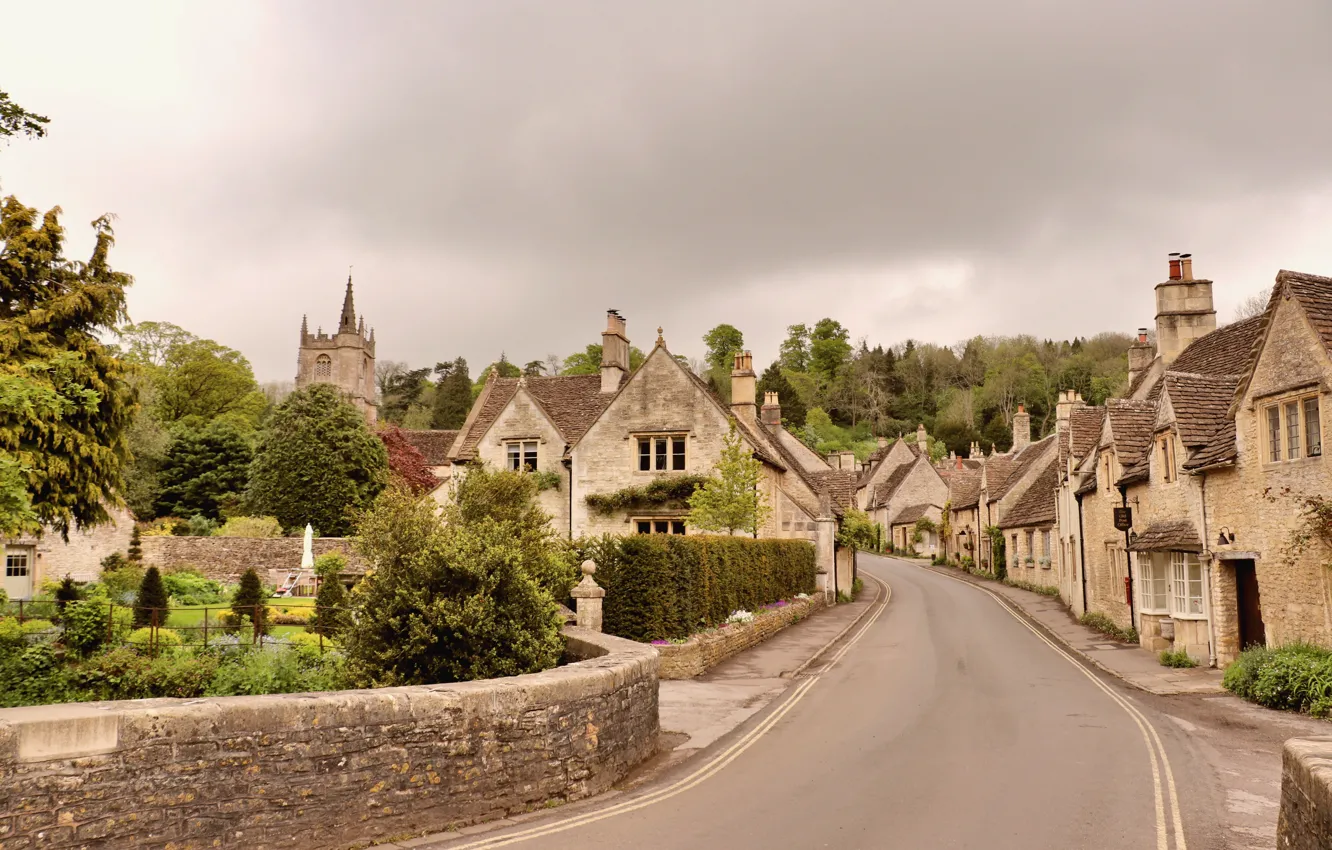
xmin=1076 ymin=491 xmax=1089 ymax=616
xmin=1197 ymin=473 xmax=1219 ymax=668
xmin=1120 ymin=485 xmax=1137 ymax=632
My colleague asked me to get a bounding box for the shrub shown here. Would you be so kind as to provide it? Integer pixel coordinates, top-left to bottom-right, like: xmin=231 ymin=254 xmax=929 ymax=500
xmin=128 ymin=526 xmax=143 ymax=562
xmin=310 ymin=554 xmax=350 ymax=637
xmin=1224 ymin=643 xmax=1332 ymax=715
xmin=1160 ymin=648 xmax=1198 ymax=669
xmin=20 ymin=618 xmax=56 ymax=637
xmin=213 ymin=515 xmax=283 ymax=538
xmin=63 ymin=592 xmax=116 ymax=657
xmin=231 ymin=567 xmax=270 ymax=635
xmin=134 ymin=567 xmax=170 ymax=629
xmin=269 ymin=605 xmax=315 ymax=625
xmin=140 ymin=518 xmax=180 ymax=537
xmin=127 ymin=627 xmax=184 ymax=655
xmin=101 ymin=561 xmax=145 ymax=604
xmin=584 ymin=475 xmax=711 ymax=516
xmin=836 ymin=509 xmax=879 ymax=551
xmin=0 ymin=617 xmax=27 ymax=656
xmin=72 ymin=647 xmax=218 ymax=701
xmin=345 ymin=484 xmax=563 ymax=686
xmin=288 ymin=630 xmax=335 ymax=660
xmin=1079 ymin=611 xmax=1138 ymax=644
xmin=53 ymin=576 xmax=81 ymax=612
xmin=1003 ymin=577 xmax=1061 ymax=597
xmin=0 ymin=644 xmax=71 ymax=708
xmin=586 ymin=534 xmax=818 ymax=643
xmin=205 ymin=646 xmax=347 ymax=696
xmin=162 ymin=568 xmax=227 ymax=605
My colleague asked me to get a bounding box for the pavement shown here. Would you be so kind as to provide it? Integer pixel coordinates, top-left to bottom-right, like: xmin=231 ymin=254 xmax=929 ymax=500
xmin=923 ymin=563 xmax=1226 ymax=695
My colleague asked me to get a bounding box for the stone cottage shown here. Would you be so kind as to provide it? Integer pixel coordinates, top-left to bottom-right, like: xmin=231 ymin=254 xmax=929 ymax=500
xmin=3 ymin=504 xmax=136 ymax=600
xmin=857 ymin=424 xmax=949 ymax=555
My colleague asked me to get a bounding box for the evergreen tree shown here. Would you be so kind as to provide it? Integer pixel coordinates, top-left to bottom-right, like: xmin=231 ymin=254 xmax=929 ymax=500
xmin=755 ymin=361 xmax=808 ymax=427
xmin=687 ymin=420 xmax=770 ymax=536
xmin=431 ymin=357 xmax=473 ymax=429
xmin=0 ymin=89 xmax=49 ymax=143
xmin=134 ymin=566 xmax=169 ymax=629
xmin=247 ymin=384 xmax=389 ymax=535
xmin=155 ymin=420 xmax=253 ymax=520
xmin=128 ymin=526 xmax=142 ymax=562
xmin=310 ymin=553 xmax=350 ymax=638
xmin=0 ymin=196 xmax=137 ymax=538
xmin=54 ymin=575 xmax=81 ymax=612
xmin=230 ymin=567 xmax=268 ymax=635
xmin=379 ymin=365 xmax=430 ymax=424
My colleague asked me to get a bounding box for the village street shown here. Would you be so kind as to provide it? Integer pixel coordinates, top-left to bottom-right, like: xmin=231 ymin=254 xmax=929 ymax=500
xmin=415 ymin=554 xmax=1327 ymax=850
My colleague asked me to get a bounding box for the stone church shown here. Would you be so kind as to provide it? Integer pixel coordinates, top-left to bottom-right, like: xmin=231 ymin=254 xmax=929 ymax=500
xmin=296 ymin=276 xmax=378 ymax=424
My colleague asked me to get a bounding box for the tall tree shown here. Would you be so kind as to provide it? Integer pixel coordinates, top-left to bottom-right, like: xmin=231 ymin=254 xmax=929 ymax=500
xmin=778 ymin=323 xmax=812 ymax=373
xmin=247 ymin=384 xmax=389 ymax=535
xmin=703 ymin=324 xmax=745 ymax=400
xmin=755 ymin=361 xmax=808 ymax=427
xmin=379 ymin=365 xmax=430 ymax=424
xmin=522 ymin=360 xmax=546 ymax=377
xmin=0 ymin=197 xmax=137 ymax=537
xmin=118 ymin=322 xmax=266 ymax=430
xmin=809 ymin=318 xmax=852 ymax=382
xmin=687 ymin=421 xmax=770 ymax=536
xmin=0 ymin=89 xmax=48 ymax=144
xmin=559 ymin=344 xmax=646 ymax=376
xmin=154 ymin=420 xmax=253 ymax=520
xmin=431 ymin=357 xmax=472 ymax=429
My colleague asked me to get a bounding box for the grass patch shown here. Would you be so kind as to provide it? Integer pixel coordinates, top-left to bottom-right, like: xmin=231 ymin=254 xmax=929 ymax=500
xmin=1002 ymin=578 xmax=1061 ymax=597
xmin=1223 ymin=643 xmax=1332 ymax=716
xmin=1159 ymin=648 xmax=1198 ymax=668
xmin=1079 ymin=611 xmax=1139 ymax=644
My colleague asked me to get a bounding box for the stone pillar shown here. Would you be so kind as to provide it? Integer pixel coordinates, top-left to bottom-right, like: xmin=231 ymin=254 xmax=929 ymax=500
xmin=816 ymin=503 xmax=837 ymax=601
xmin=570 ymin=560 xmax=606 ymax=632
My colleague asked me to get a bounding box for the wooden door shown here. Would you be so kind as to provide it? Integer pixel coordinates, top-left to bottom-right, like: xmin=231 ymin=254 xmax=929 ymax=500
xmin=1234 ymin=560 xmax=1266 ymax=649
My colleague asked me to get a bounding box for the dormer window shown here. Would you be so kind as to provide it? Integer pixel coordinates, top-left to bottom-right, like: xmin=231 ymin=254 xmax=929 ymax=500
xmin=637 ymin=434 xmax=687 ymax=472
xmin=1159 ymin=435 xmax=1176 ymax=483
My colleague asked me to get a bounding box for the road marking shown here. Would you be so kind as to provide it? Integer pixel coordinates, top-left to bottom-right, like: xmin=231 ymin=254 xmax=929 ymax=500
xmin=443 ymin=575 xmax=893 ymax=849
xmin=927 ymin=565 xmax=1188 ymax=850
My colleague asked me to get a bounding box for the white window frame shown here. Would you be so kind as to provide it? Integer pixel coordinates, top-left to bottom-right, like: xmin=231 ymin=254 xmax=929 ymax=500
xmin=636 ymin=434 xmax=688 ymax=472
xmin=1264 ymin=393 xmax=1323 ymax=464
xmin=1137 ymin=552 xmax=1170 ymax=614
xmin=633 ymin=518 xmax=687 ymax=536
xmin=1169 ymin=551 xmax=1206 ymax=619
xmin=4 ymin=550 xmax=30 ymax=578
xmin=505 ymin=440 xmax=539 ymax=472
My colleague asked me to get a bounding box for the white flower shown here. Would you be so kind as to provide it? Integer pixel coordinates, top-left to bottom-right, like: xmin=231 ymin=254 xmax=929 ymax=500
xmin=727 ymin=609 xmax=755 ymax=624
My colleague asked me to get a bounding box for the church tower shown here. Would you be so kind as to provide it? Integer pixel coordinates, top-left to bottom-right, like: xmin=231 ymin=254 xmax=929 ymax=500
xmin=295 ymin=275 xmax=378 ymax=424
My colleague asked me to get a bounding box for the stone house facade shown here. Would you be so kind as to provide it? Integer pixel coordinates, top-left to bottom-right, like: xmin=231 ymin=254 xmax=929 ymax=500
xmin=857 ymin=424 xmax=949 ymax=555
xmin=295 ymin=276 xmax=378 ymax=425
xmin=3 ymin=504 xmax=136 ymax=600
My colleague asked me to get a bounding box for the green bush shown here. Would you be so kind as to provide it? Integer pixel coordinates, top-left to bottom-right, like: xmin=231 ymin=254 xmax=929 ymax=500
xmin=310 ymin=554 xmax=350 ymax=637
xmin=101 ymin=562 xmax=145 ymax=604
xmin=585 ymin=534 xmax=817 ymax=642
xmin=0 ymin=644 xmax=72 ymax=708
xmin=134 ymin=567 xmax=170 ymax=628
xmin=54 ymin=576 xmax=81 ymax=612
xmin=214 ymin=515 xmax=283 ymax=538
xmin=206 ymin=646 xmax=347 ymax=696
xmin=1223 ymin=643 xmax=1332 ymax=716
xmin=62 ymin=592 xmax=116 ymax=657
xmin=162 ymin=568 xmax=228 ymax=605
xmin=231 ymin=567 xmax=270 ymax=635
xmin=127 ymin=627 xmax=184 ymax=655
xmin=288 ymin=630 xmax=335 ymax=660
xmin=72 ymin=647 xmax=218 ymax=701
xmin=1159 ymin=648 xmax=1198 ymax=668
xmin=1079 ymin=611 xmax=1138 ymax=644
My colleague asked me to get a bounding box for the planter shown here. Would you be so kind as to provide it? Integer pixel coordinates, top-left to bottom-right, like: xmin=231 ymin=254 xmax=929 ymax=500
xmin=1160 ymin=617 xmax=1176 ymax=642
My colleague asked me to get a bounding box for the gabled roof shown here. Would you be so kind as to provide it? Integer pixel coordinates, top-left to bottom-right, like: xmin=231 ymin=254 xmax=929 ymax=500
xmin=451 ymin=374 xmax=618 ymax=461
xmin=999 ymin=456 xmax=1058 ymax=529
xmin=1104 ymin=399 xmax=1156 ymax=481
xmin=982 ymin=454 xmax=1017 ymax=499
xmin=947 ymin=469 xmax=983 ymax=510
xmin=1127 ymin=519 xmax=1203 ymax=553
xmin=401 ymin=429 xmax=459 ymax=465
xmin=1070 ymin=407 xmax=1106 ymax=460
xmin=1232 ymin=270 xmax=1332 ymax=412
xmin=1075 ymin=471 xmax=1098 ymax=496
xmin=1163 ymin=373 xmax=1239 ymax=448
xmin=992 ymin=434 xmax=1057 ymax=501
xmin=870 ymin=462 xmax=915 ymax=509
xmin=858 ymin=439 xmax=918 ymax=487
xmin=1170 ymin=314 xmax=1265 ymax=376
xmin=811 ymin=470 xmax=860 ymax=514
xmin=891 ymin=503 xmax=939 ymax=526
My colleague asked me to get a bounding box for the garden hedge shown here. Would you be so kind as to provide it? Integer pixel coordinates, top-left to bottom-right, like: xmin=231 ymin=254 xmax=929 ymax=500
xmin=584 ymin=534 xmax=817 ymax=642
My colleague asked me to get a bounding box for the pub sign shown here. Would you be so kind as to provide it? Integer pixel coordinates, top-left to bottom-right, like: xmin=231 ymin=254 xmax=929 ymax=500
xmin=1113 ymin=507 xmax=1133 ymax=532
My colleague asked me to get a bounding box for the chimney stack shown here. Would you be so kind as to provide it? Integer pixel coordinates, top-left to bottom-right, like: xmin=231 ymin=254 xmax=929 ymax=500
xmin=1012 ymin=403 xmax=1031 ymax=453
xmin=1128 ymin=327 xmax=1154 ymax=385
xmin=1056 ymin=389 xmax=1083 ymax=435
xmin=1168 ymin=252 xmax=1182 ymax=281
xmin=760 ymin=391 xmax=782 ymax=428
xmin=1156 ymin=252 xmax=1216 ymax=365
xmin=1180 ymin=253 xmax=1193 ymax=281
xmin=731 ymin=350 xmax=757 ymax=423
xmin=600 ymin=310 xmax=631 ymax=393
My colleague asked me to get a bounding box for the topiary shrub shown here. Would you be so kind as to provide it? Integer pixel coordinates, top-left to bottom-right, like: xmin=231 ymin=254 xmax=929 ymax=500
xmin=310 ymin=553 xmax=350 ymax=638
xmin=231 ymin=567 xmax=270 ymax=635
xmin=53 ymin=576 xmax=81 ymax=613
xmin=134 ymin=567 xmax=170 ymax=629
xmin=128 ymin=525 xmax=143 ymax=562
xmin=127 ymin=627 xmax=184 ymax=656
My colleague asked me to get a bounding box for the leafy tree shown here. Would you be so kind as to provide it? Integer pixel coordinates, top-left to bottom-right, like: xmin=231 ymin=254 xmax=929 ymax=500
xmin=431 ymin=357 xmax=472 ymax=429
xmin=247 ymin=384 xmax=389 ymax=535
xmin=779 ymin=323 xmax=812 ymax=373
xmin=230 ymin=567 xmax=269 ymax=635
xmin=133 ymin=566 xmax=169 ymax=629
xmin=115 ymin=321 xmax=193 ymax=368
xmin=156 ymin=335 xmax=266 ymax=430
xmin=345 ymin=484 xmax=564 ymax=686
xmin=0 ymin=89 xmax=48 ymax=144
xmin=379 ymin=365 xmax=430 ymax=424
xmin=810 ymin=318 xmax=852 ymax=382
xmin=310 ymin=553 xmax=350 ymax=637
xmin=687 ymin=420 xmax=770 ymax=535
xmin=154 ymin=420 xmax=253 ymax=520
xmin=378 ymin=424 xmax=439 ymax=494
xmin=559 ymin=344 xmax=647 ymax=376
xmin=0 ymin=196 xmax=137 ymax=538
xmin=755 ymin=361 xmax=808 ymax=427
xmin=121 ymin=374 xmax=171 ymax=519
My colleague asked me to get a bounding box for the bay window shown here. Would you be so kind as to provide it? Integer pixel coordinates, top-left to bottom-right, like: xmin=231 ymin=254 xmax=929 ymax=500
xmin=1138 ymin=553 xmax=1170 ymax=614
xmin=1169 ymin=551 xmax=1205 ymax=617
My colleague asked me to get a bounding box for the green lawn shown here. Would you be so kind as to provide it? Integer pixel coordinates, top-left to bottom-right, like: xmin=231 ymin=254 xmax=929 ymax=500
xmin=162 ymin=603 xmax=309 ymax=638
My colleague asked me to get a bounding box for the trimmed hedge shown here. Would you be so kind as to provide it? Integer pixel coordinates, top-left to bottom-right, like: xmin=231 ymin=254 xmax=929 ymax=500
xmin=584 ymin=535 xmax=817 ymax=642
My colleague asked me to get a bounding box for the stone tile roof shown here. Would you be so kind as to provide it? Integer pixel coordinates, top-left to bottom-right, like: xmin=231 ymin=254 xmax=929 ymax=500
xmin=452 ymin=375 xmax=616 ymax=460
xmin=858 ymin=440 xmax=917 ymax=487
xmin=1170 ymin=314 xmax=1265 ymax=376
xmin=1127 ymin=519 xmax=1204 ymax=552
xmin=1165 ymin=373 xmax=1239 ymax=448
xmin=1070 ymin=407 xmax=1106 ymax=460
xmin=400 ymin=429 xmax=459 ymax=465
xmin=999 ymin=456 xmax=1058 ymax=529
xmin=983 ymin=455 xmax=1017 ymax=500
xmin=1075 ymin=471 xmax=1098 ymax=496
xmin=1282 ymin=269 xmax=1332 ymax=355
xmin=1183 ymin=420 xmax=1237 ymax=471
xmin=1125 ymin=365 xmax=1157 ymax=399
xmin=993 ymin=434 xmax=1057 ymax=501
xmin=947 ymin=469 xmax=983 ymax=510
xmin=890 ymin=503 xmax=937 ymax=526
xmin=1105 ymin=399 xmax=1157 ymax=483
xmin=870 ymin=462 xmax=914 ymax=509
xmin=811 ymin=470 xmax=860 ymax=513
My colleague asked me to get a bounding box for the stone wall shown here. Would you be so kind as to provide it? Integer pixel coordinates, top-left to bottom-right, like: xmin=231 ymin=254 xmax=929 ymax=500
xmin=139 ymin=536 xmax=367 ymax=582
xmin=656 ymin=593 xmax=826 ymax=679
xmin=1277 ymin=736 xmax=1332 ymax=850
xmin=4 ymin=504 xmax=136 ymax=591
xmin=0 ymin=628 xmax=659 ymax=850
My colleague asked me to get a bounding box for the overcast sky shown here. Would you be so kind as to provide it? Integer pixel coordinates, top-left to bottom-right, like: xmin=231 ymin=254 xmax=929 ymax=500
xmin=4 ymin=1 xmax=1332 ymax=382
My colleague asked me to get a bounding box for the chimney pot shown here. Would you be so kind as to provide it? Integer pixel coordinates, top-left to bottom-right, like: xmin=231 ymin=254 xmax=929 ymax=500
xmin=1137 ymin=327 xmax=1149 ymax=343
xmin=1180 ymin=253 xmax=1194 ymax=281
xmin=1168 ymin=252 xmax=1182 ymax=281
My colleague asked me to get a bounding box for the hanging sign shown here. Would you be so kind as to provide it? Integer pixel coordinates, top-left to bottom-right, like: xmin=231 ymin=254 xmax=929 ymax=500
xmin=1113 ymin=507 xmax=1133 ymax=532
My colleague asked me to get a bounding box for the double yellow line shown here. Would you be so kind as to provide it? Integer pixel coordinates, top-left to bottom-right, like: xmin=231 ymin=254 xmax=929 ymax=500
xmin=443 ymin=575 xmax=893 ymax=849
xmin=932 ymin=568 xmax=1188 ymax=850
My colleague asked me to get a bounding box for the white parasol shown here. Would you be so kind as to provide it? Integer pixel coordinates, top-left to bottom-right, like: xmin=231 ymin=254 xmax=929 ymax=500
xmin=301 ymin=523 xmax=314 ymax=569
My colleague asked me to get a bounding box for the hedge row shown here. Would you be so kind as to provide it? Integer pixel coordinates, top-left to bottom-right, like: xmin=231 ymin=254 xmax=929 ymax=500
xmin=583 ymin=535 xmax=817 ymax=642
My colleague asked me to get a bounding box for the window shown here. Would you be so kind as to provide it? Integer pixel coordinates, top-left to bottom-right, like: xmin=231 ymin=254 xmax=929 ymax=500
xmin=1025 ymin=530 xmax=1034 ymax=560
xmin=637 ymin=435 xmax=687 ymax=471
xmin=1264 ymin=395 xmax=1323 ymax=463
xmin=506 ymin=440 xmax=538 ymax=472
xmin=314 ymin=354 xmax=332 ymax=381
xmin=1041 ymin=530 xmax=1051 ymax=559
xmin=635 ymin=519 xmax=686 ymax=535
xmin=1159 ymin=436 xmax=1176 ymax=483
xmin=1011 ymin=535 xmax=1019 ymax=568
xmin=1138 ymin=553 xmax=1169 ymax=613
xmin=1170 ymin=551 xmax=1204 ymax=617
xmin=4 ymin=551 xmax=29 ymax=578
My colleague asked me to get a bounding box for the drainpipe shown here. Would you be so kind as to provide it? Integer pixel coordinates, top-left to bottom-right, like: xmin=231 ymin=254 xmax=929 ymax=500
xmin=563 ymin=457 xmax=573 ymax=539
xmin=1076 ymin=491 xmax=1089 ymax=616
xmin=1198 ymin=473 xmax=1218 ymax=668
xmin=1120 ymin=485 xmax=1137 ymax=632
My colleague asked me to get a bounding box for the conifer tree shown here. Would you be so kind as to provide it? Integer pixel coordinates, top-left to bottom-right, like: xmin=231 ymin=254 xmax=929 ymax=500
xmin=310 ymin=554 xmax=350 ymax=638
xmin=230 ymin=567 xmax=269 ymax=635
xmin=687 ymin=420 xmax=770 ymax=536
xmin=127 ymin=526 xmax=143 ymax=562
xmin=134 ymin=566 xmax=169 ymax=629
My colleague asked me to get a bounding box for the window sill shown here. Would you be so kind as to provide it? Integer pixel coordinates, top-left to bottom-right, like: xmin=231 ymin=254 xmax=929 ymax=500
xmin=1169 ymin=612 xmax=1208 ymax=622
xmin=1262 ymin=455 xmax=1324 ymax=470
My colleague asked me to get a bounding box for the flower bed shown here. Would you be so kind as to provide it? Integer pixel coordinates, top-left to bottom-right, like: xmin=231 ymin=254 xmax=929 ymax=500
xmin=653 ymin=593 xmax=825 ymax=679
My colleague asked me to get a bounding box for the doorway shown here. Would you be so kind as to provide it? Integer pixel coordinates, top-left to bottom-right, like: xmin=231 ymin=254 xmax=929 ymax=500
xmin=1234 ymin=559 xmax=1266 ymax=650
xmin=3 ymin=546 xmax=35 ymax=600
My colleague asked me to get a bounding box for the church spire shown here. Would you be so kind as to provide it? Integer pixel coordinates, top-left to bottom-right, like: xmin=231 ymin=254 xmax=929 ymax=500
xmin=300 ymin=314 xmax=308 ymax=340
xmin=338 ymin=273 xmax=357 ymax=333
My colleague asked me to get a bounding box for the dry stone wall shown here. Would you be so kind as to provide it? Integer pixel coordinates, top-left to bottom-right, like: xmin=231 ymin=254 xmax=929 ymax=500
xmin=0 ymin=628 xmax=659 ymax=850
xmin=1278 ymin=736 xmax=1332 ymax=850
xmin=656 ymin=593 xmax=826 ymax=679
xmin=139 ymin=536 xmax=367 ymax=581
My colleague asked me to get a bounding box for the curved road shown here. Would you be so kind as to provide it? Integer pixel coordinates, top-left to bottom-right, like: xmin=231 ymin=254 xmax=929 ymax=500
xmin=436 ymin=555 xmax=1225 ymax=849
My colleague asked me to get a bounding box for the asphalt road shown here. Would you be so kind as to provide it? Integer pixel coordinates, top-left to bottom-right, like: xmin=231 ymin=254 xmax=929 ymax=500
xmin=432 ymin=554 xmax=1227 ymax=850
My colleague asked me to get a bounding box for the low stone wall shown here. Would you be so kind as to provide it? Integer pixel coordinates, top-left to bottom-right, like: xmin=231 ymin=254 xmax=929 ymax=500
xmin=139 ymin=536 xmax=367 ymax=581
xmin=1278 ymin=736 xmax=1332 ymax=849
xmin=656 ymin=594 xmax=826 ymax=679
xmin=0 ymin=628 xmax=659 ymax=850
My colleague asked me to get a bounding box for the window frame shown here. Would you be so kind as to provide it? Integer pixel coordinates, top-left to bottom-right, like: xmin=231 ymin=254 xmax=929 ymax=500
xmin=1169 ymin=551 xmax=1206 ymax=619
xmin=635 ymin=433 xmax=688 ymax=473
xmin=1137 ymin=552 xmax=1170 ymax=615
xmin=1263 ymin=393 xmax=1323 ymax=464
xmin=4 ymin=551 xmax=30 ymax=578
xmin=314 ymin=354 xmax=332 ymax=381
xmin=505 ymin=440 xmax=539 ymax=472
xmin=633 ymin=517 xmax=687 ymax=536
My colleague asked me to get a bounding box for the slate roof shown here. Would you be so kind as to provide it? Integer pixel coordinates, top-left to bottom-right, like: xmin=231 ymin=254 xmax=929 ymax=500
xmin=1281 ymin=269 xmax=1332 ymax=355
xmin=1070 ymin=407 xmax=1105 ymax=460
xmin=452 ymin=374 xmax=618 ymax=460
xmin=1164 ymin=373 xmax=1239 ymax=448
xmin=1127 ymin=519 xmax=1204 ymax=552
xmin=983 ymin=455 xmax=1017 ymax=500
xmin=1170 ymin=314 xmax=1264 ymax=376
xmin=870 ymin=462 xmax=915 ymax=509
xmin=1074 ymin=471 xmax=1098 ymax=496
xmin=993 ymin=434 xmax=1057 ymax=501
xmin=947 ymin=469 xmax=983 ymax=510
xmin=1105 ymin=400 xmax=1157 ymax=484
xmin=811 ymin=470 xmax=860 ymax=513
xmin=890 ymin=503 xmax=938 ymax=526
xmin=999 ymin=456 xmax=1058 ymax=529
xmin=400 ymin=429 xmax=459 ymax=465
xmin=1183 ymin=420 xmax=1238 ymax=471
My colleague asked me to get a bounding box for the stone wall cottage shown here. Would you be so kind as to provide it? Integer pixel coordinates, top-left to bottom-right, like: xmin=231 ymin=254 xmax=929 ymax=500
xmin=3 ymin=504 xmax=136 ymax=600
xmin=295 ymin=276 xmax=378 ymax=425
xmin=942 ymin=454 xmax=984 ymax=563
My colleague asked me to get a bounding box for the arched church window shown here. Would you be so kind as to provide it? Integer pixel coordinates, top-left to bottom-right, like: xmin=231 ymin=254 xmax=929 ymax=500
xmin=314 ymin=354 xmax=332 ymax=380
